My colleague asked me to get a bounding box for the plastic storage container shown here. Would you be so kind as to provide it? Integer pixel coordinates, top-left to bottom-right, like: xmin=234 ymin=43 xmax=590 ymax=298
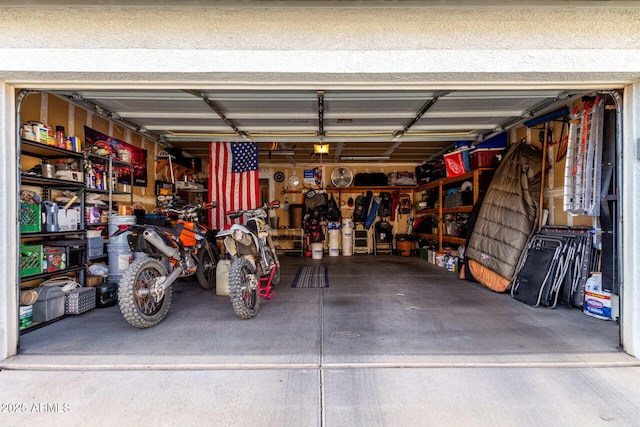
xmin=311 ymin=242 xmax=324 ymax=259
xmin=470 ymin=148 xmax=503 ymax=169
xmin=33 ymin=286 xmax=66 ymax=322
xmin=19 ymin=203 xmax=41 ymax=233
xmin=107 ymin=243 xmax=133 ymax=282
xmin=341 ymin=219 xmax=353 ymax=256
xmin=475 ymin=132 xmax=507 ymax=149
xmin=42 ymin=246 xmax=67 ymax=273
xmin=395 ymin=235 xmax=413 ymax=257
xmin=328 ymin=229 xmax=340 ymax=257
xmin=87 ymin=236 xmax=105 ymax=258
xmin=20 ymin=244 xmax=43 ymax=277
xmin=108 ymin=215 xmax=136 ymax=246
xmin=443 ymin=149 xmax=471 ymax=178
xmin=44 ymin=239 xmax=86 ymax=267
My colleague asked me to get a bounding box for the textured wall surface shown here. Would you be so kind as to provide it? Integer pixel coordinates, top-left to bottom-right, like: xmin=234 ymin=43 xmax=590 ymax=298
xmin=0 ymin=6 xmax=640 ymax=84
xmin=1 ymin=7 xmax=640 ymax=50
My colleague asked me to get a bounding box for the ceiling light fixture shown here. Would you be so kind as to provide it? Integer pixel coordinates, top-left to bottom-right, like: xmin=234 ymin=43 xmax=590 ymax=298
xmin=314 ymin=143 xmax=329 ymax=154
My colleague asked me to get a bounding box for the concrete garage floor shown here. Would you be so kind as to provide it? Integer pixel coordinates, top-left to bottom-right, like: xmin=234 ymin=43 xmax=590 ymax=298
xmin=2 ymin=255 xmax=640 ymax=426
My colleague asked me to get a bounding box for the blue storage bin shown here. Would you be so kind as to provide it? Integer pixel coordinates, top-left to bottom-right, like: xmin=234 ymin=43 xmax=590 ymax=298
xmin=474 ymin=132 xmax=507 ymax=149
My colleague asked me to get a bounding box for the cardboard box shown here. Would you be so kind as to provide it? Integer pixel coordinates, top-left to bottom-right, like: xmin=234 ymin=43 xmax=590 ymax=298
xmin=55 ymin=170 xmax=84 ymax=183
xmin=584 ymin=290 xmax=612 ymax=320
xmin=85 ymin=275 xmax=105 ymax=287
xmin=583 ymin=272 xmax=611 ymax=320
xmin=427 ymin=249 xmax=436 ymax=264
xmin=57 ymin=207 xmax=80 ymax=231
xmin=19 ymin=305 xmax=33 ymax=330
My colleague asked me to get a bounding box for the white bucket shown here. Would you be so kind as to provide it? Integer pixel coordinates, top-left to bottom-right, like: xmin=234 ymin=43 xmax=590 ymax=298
xmin=107 ymin=243 xmax=133 ymax=278
xmin=342 ymin=220 xmax=353 ymax=256
xmin=342 ymin=236 xmax=353 ymax=256
xmin=311 ymin=242 xmax=324 ymax=259
xmin=328 ymin=229 xmax=340 ymax=257
xmin=108 ymin=215 xmax=136 ymax=246
xmin=216 ymin=259 xmax=231 ymax=296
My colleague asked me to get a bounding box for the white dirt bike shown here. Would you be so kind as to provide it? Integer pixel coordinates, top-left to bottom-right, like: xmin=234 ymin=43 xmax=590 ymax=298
xmin=217 ymin=201 xmax=281 ymax=319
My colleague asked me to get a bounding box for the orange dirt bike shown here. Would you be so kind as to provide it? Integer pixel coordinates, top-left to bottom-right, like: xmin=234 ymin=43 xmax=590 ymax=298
xmin=217 ymin=201 xmax=281 ymax=319
xmin=114 ymin=202 xmax=220 ymax=328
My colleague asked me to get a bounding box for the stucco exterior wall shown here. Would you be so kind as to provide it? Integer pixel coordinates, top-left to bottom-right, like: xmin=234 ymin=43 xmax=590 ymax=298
xmin=1 ymin=6 xmax=640 ymax=84
xmin=622 ymin=83 xmax=640 ymax=356
xmin=0 ymin=4 xmax=639 ymax=358
xmin=0 ymin=84 xmax=17 ymax=359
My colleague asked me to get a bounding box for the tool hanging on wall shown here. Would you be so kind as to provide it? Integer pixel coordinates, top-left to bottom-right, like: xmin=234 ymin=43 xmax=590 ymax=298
xmin=524 ymin=107 xmax=570 ymax=231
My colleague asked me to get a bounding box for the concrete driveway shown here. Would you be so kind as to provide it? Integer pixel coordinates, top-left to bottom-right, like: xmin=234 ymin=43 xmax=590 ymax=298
xmin=2 ymin=255 xmax=638 ymax=426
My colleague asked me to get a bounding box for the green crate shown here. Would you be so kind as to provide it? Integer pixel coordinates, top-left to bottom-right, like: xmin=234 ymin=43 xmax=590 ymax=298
xmin=20 ymin=203 xmax=41 ymax=233
xmin=20 ymin=244 xmax=43 ymax=277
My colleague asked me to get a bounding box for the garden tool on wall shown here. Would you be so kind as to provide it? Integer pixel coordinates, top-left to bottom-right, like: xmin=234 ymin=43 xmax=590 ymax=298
xmin=63 ymin=187 xmax=85 ymax=211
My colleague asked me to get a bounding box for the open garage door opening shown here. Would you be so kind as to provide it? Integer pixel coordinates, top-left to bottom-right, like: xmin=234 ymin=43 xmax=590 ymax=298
xmin=9 ymin=84 xmax=625 ymax=364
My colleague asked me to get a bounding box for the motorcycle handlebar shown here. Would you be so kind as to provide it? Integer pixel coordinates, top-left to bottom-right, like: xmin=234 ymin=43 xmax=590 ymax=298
xmin=226 ymin=200 xmax=281 ymax=218
xmin=164 ymin=201 xmax=217 ymax=216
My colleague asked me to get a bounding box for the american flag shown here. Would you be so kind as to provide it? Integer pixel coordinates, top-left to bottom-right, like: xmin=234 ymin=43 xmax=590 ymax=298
xmin=209 ymin=142 xmax=260 ymax=229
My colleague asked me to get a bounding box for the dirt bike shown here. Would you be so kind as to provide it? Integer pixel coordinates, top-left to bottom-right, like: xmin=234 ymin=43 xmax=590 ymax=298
xmin=115 ymin=202 xmax=220 ymax=328
xmin=217 ymin=200 xmax=281 ymax=319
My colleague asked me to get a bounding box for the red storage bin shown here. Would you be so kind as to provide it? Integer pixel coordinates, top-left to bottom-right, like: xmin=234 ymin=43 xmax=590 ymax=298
xmin=470 ymin=148 xmax=503 ymax=169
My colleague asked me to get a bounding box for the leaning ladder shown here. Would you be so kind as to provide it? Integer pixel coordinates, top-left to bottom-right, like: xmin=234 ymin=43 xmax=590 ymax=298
xmin=563 ymin=97 xmax=604 ymax=216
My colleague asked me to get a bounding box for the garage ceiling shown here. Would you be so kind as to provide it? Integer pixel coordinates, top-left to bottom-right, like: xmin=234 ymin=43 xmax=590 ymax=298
xmin=53 ymin=88 xmax=586 ymax=166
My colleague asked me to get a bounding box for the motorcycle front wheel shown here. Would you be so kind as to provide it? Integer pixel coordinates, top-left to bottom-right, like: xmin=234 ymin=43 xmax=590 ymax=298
xmin=228 ymin=257 xmax=260 ymax=319
xmin=196 ymin=242 xmax=220 ymax=290
xmin=118 ymin=257 xmax=172 ymax=328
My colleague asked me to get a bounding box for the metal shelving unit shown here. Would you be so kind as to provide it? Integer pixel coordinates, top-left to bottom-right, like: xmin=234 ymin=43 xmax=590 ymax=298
xmin=18 ymin=139 xmax=87 ymax=333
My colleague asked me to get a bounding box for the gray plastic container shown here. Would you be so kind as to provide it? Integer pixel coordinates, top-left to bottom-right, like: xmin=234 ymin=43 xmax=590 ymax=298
xmin=33 ymin=287 xmax=65 ymax=322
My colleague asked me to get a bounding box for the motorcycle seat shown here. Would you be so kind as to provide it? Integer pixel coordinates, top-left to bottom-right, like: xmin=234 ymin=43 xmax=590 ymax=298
xmin=156 ymin=223 xmax=185 ymax=236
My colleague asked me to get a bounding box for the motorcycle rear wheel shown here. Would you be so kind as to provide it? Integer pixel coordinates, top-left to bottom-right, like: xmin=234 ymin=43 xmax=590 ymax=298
xmin=118 ymin=257 xmax=172 ymax=328
xmin=196 ymin=242 xmax=220 ymax=290
xmin=228 ymin=257 xmax=260 ymax=319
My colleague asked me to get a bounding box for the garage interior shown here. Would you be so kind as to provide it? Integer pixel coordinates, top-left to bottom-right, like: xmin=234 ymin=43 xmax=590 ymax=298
xmin=14 ymin=85 xmax=622 ymax=356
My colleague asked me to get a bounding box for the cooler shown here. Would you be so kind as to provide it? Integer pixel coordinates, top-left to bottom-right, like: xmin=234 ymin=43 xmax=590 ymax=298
xmin=470 ymin=148 xmax=503 ymax=169
xmin=443 ymin=149 xmax=471 ymax=178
